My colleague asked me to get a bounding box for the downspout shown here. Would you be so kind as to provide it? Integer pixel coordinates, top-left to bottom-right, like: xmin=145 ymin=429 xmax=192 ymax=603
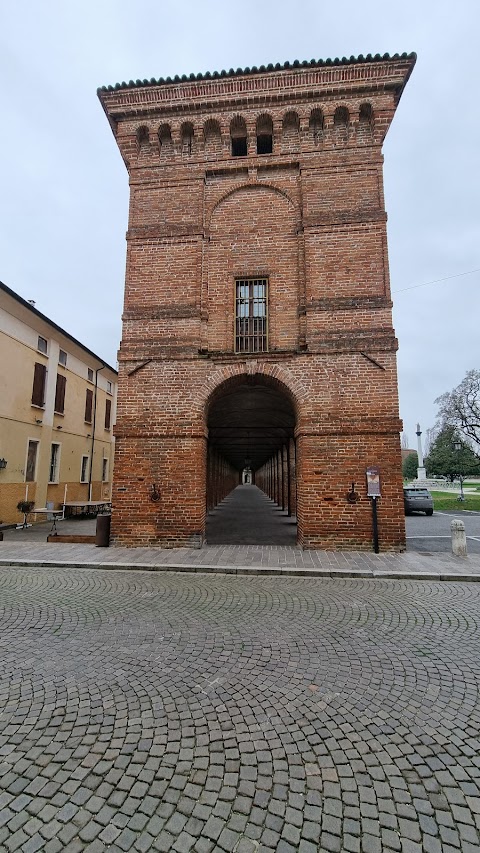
xmin=88 ymin=363 xmax=106 ymax=501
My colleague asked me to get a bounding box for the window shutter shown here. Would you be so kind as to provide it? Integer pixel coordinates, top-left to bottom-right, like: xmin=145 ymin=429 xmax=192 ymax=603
xmin=85 ymin=388 xmax=93 ymax=423
xmin=105 ymin=398 xmax=112 ymax=429
xmin=54 ymin=374 xmax=66 ymax=413
xmin=32 ymin=363 xmax=46 ymax=406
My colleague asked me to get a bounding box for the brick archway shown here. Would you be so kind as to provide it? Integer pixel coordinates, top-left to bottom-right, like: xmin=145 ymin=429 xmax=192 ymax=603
xmin=204 ymin=371 xmax=300 ymax=544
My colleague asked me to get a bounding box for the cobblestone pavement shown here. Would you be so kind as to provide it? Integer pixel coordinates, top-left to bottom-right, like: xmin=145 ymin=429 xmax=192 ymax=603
xmin=1 ymin=568 xmax=480 ymax=852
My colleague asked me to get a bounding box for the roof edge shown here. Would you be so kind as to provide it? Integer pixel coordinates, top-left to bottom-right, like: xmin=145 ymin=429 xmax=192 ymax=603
xmin=97 ymin=52 xmax=417 ymax=95
xmin=0 ymin=280 xmax=118 ymax=375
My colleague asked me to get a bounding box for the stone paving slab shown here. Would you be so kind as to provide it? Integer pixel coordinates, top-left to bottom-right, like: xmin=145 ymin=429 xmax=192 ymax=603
xmin=0 ymin=567 xmax=480 ymax=852
xmin=1 ymin=540 xmax=480 ymax=580
xmin=3 ymin=485 xmax=480 ymax=580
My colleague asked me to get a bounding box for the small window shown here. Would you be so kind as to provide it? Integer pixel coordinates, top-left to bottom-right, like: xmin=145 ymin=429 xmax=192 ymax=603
xmin=180 ymin=122 xmax=194 ymax=155
xmin=257 ymin=134 xmax=272 ymax=155
xmin=37 ymin=336 xmax=48 ymax=354
xmin=54 ymin=374 xmax=66 ymax=414
xmin=158 ymin=124 xmax=173 ymax=157
xmin=87 ymin=368 xmax=94 ymax=382
xmin=232 ymin=137 xmax=247 ymax=157
xmin=256 ymin=115 xmax=273 ymax=155
xmin=235 ymin=278 xmax=268 ymax=353
xmin=85 ymin=388 xmax=93 ymax=424
xmin=31 ymin=363 xmax=47 ymax=407
xmin=102 ymin=457 xmax=109 ymax=482
xmin=309 ymin=108 xmax=324 ymax=143
xmin=107 ymin=380 xmax=113 ymax=394
xmin=80 ymin=455 xmax=89 ymax=483
xmin=104 ymin=398 xmax=112 ymax=430
xmin=137 ymin=125 xmax=150 ymax=151
xmin=49 ymin=443 xmax=60 ymax=483
xmin=25 ymin=440 xmax=39 ymax=483
xmin=59 ymin=349 xmax=67 ymax=366
xmin=231 ymin=116 xmax=247 ymax=157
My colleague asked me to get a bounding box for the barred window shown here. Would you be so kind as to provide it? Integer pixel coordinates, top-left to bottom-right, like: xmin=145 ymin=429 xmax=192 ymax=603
xmin=49 ymin=443 xmax=60 ymax=483
xmin=25 ymin=440 xmax=39 ymax=482
xmin=80 ymin=455 xmax=89 ymax=483
xmin=235 ymin=278 xmax=268 ymax=353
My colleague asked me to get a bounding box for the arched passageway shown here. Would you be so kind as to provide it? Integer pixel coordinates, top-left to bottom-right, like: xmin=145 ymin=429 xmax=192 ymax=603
xmin=205 ymin=375 xmax=297 ymax=544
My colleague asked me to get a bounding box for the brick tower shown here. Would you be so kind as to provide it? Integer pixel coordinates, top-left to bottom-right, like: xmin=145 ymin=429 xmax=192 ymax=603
xmin=98 ymin=52 xmax=415 ymax=549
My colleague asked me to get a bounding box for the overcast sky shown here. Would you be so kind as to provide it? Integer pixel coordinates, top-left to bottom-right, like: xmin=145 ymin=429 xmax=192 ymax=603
xmin=2 ymin=0 xmax=478 ymax=447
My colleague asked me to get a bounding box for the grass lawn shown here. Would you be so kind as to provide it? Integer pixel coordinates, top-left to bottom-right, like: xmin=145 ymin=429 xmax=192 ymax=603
xmin=432 ymin=491 xmax=480 ymax=512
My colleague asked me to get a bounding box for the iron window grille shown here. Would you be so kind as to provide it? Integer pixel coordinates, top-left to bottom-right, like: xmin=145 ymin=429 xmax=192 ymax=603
xmin=80 ymin=455 xmax=89 ymax=483
xmin=49 ymin=443 xmax=60 ymax=483
xmin=25 ymin=440 xmax=39 ymax=483
xmin=235 ymin=278 xmax=268 ymax=353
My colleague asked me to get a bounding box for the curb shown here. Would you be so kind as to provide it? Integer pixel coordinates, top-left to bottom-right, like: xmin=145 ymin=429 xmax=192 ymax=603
xmin=0 ymin=558 xmax=479 ymax=582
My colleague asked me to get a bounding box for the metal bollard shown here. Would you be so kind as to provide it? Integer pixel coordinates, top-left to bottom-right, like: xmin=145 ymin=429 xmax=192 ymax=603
xmin=451 ymin=518 xmax=467 ymax=557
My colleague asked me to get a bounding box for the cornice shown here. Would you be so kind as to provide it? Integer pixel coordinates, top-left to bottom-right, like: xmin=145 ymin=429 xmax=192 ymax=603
xmin=99 ymin=52 xmax=416 ymax=94
xmin=98 ymin=54 xmax=416 ymax=120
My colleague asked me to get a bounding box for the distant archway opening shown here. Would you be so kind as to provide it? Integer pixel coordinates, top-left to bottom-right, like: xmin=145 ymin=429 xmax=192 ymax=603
xmin=205 ymin=374 xmax=297 ymax=544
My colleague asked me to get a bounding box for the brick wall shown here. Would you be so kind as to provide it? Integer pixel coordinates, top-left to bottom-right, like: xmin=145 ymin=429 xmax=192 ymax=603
xmin=99 ymin=54 xmax=415 ymax=549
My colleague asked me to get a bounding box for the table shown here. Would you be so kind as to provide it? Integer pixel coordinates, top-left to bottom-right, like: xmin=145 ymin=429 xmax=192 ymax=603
xmin=32 ymin=508 xmax=64 ymax=534
xmin=63 ymin=501 xmax=111 ymax=519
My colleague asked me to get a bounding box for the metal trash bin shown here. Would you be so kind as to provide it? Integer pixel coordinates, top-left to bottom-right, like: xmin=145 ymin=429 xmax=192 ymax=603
xmin=95 ymin=513 xmax=111 ymax=547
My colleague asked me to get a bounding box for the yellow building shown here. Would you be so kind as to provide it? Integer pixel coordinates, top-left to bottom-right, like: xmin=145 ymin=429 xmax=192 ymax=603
xmin=0 ymin=281 xmax=117 ymax=526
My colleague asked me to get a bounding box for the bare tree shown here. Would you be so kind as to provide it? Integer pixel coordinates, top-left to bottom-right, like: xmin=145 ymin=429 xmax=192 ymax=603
xmin=424 ymin=426 xmax=437 ymax=457
xmin=435 ymin=369 xmax=480 ymax=458
xmin=401 ymin=432 xmax=410 ymax=449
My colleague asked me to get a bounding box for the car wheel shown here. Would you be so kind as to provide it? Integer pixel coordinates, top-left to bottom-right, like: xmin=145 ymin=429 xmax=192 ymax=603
xmin=425 ymin=509 xmax=433 ymax=516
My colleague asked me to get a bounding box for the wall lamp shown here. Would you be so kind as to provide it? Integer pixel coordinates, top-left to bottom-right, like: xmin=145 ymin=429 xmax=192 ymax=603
xmin=0 ymin=458 xmax=7 ymax=469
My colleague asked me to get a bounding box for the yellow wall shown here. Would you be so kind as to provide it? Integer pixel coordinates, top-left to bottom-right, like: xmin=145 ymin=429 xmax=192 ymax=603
xmin=0 ymin=292 xmax=117 ymax=525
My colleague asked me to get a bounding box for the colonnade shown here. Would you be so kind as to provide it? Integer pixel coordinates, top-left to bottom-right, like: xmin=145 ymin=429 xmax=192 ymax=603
xmin=206 ymin=447 xmax=238 ymax=511
xmin=255 ymin=438 xmax=296 ymax=517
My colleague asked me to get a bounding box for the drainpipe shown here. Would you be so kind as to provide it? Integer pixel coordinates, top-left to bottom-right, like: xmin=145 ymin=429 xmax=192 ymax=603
xmin=88 ymin=363 xmax=106 ymax=502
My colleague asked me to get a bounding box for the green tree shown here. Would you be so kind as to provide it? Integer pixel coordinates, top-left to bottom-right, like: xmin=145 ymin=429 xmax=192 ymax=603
xmin=402 ymin=452 xmax=418 ymax=480
xmin=425 ymin=426 xmax=480 ymax=480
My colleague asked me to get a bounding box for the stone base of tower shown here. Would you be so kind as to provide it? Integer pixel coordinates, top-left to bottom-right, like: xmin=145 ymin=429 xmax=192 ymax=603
xmin=110 ymin=435 xmax=207 ymax=548
xmin=110 ymin=429 xmax=405 ymax=552
xmin=296 ymin=432 xmax=406 ymax=551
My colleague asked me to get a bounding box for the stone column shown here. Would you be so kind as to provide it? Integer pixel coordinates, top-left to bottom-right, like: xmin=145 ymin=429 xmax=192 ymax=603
xmin=416 ymin=423 xmax=426 ymax=481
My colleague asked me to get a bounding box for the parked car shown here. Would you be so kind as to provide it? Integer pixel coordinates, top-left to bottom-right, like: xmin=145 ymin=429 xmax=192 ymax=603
xmin=404 ymin=487 xmax=434 ymax=516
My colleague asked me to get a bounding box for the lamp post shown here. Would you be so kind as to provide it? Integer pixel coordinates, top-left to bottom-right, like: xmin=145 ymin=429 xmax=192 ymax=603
xmin=454 ymin=440 xmax=465 ymax=501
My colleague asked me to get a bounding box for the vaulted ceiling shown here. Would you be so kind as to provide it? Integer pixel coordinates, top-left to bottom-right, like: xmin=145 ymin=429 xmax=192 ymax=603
xmin=207 ymin=378 xmax=295 ymax=470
